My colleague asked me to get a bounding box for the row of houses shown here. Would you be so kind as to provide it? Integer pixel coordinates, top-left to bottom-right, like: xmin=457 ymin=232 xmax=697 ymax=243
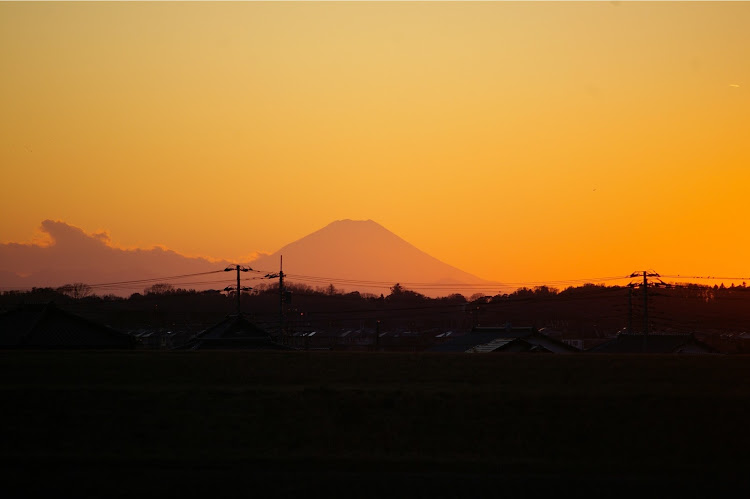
xmin=0 ymin=302 xmax=719 ymax=353
xmin=429 ymin=326 xmax=716 ymax=354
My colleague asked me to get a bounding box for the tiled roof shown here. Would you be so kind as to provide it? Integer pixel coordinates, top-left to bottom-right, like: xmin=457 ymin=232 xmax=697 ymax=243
xmin=468 ymin=338 xmax=519 ymax=353
xmin=429 ymin=331 xmax=511 ymax=352
xmin=430 ymin=326 xmax=579 ymax=353
xmin=184 ymin=314 xmax=292 ymax=350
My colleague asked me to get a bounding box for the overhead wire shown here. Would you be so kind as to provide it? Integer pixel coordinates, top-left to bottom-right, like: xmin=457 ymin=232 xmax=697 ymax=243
xmin=85 ymin=270 xmax=225 ymax=288
xmin=0 ymin=270 xmax=231 ymax=293
xmin=275 ymin=285 xmax=627 ymax=320
xmin=253 ymin=271 xmax=631 ymax=293
xmin=9 ymin=265 xmax=748 ymax=300
xmin=661 ymin=274 xmax=750 ymax=281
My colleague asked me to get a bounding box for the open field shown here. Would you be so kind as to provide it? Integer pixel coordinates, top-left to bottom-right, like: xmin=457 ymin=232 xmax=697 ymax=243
xmin=2 ymin=351 xmax=750 ymax=496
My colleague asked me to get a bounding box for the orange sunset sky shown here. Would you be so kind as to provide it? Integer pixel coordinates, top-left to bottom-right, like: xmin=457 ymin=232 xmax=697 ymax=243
xmin=1 ymin=2 xmax=749 ymax=287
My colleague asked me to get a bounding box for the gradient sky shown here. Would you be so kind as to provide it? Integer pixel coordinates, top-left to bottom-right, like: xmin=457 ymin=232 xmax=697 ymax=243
xmin=1 ymin=2 xmax=749 ymax=286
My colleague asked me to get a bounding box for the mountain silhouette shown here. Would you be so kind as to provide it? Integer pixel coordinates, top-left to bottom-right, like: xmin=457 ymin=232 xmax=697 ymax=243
xmin=1 ymin=219 xmax=498 ymax=297
xmin=249 ymin=219 xmax=495 ymax=296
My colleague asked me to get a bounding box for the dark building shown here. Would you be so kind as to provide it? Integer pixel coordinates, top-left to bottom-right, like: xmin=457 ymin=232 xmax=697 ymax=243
xmin=0 ymin=302 xmax=134 ymax=349
xmin=588 ymin=333 xmax=717 ymax=354
xmin=182 ymin=314 xmax=292 ymax=350
xmin=133 ymin=328 xmax=193 ymax=349
xmin=430 ymin=326 xmax=580 ymax=353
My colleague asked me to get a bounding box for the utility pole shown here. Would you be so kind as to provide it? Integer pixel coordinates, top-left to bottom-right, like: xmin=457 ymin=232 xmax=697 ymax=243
xmin=279 ymin=255 xmax=284 ymax=339
xmin=224 ymin=265 xmax=251 ymax=315
xmin=642 ymin=271 xmax=648 ymax=335
xmin=264 ymin=256 xmax=286 ymax=340
xmin=629 ymin=270 xmax=660 ymax=335
xmin=627 ymin=284 xmax=633 ymax=334
xmin=375 ymin=320 xmax=380 ymax=350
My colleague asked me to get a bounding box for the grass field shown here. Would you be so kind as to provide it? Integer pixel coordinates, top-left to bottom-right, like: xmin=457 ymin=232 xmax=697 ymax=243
xmin=2 ymin=351 xmax=750 ymax=496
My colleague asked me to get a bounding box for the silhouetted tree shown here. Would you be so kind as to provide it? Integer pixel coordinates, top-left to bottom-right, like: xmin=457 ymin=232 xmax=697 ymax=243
xmin=387 ymin=283 xmax=425 ymax=302
xmin=533 ymin=286 xmax=559 ymax=297
xmin=510 ymin=287 xmax=534 ymax=298
xmin=57 ymin=282 xmax=92 ymax=300
xmin=144 ymin=283 xmax=174 ymax=295
xmin=441 ymin=293 xmax=467 ymax=304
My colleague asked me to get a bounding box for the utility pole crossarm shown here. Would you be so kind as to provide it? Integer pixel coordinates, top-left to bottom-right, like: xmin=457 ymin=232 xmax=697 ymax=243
xmin=224 ymin=264 xmax=252 ymax=315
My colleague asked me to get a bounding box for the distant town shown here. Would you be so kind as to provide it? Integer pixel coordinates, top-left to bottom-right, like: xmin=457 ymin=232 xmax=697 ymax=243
xmin=3 ymin=276 xmax=749 ymax=354
xmin=4 ymin=219 xmax=750 ymax=353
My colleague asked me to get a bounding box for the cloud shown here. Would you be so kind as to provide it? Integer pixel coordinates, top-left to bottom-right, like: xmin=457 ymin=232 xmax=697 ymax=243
xmin=241 ymin=251 xmax=272 ymax=263
xmin=0 ymin=220 xmax=241 ymax=295
xmin=92 ymin=230 xmax=112 ymax=245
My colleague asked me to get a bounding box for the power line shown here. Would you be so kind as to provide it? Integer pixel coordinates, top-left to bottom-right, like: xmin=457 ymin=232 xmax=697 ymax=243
xmin=661 ymin=274 xmax=750 ymax=281
xmin=10 ymin=263 xmax=750 ymax=300
xmin=275 ymin=286 xmax=627 ymax=319
xmin=92 ymin=277 xmax=233 ymax=288
xmin=0 ymin=270 xmax=230 ymax=293
xmin=86 ymin=270 xmax=225 ymax=288
xmin=259 ymin=273 xmax=630 ymax=292
xmin=90 ymin=279 xmax=235 ymax=292
xmin=246 ymin=267 xmax=630 ymax=289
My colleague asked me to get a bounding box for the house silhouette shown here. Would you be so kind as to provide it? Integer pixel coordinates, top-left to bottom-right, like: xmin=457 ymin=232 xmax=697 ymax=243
xmin=0 ymin=302 xmax=134 ymax=349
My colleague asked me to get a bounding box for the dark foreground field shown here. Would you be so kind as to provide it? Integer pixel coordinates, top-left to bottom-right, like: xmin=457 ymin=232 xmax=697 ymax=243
xmin=2 ymin=352 xmax=750 ymax=497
